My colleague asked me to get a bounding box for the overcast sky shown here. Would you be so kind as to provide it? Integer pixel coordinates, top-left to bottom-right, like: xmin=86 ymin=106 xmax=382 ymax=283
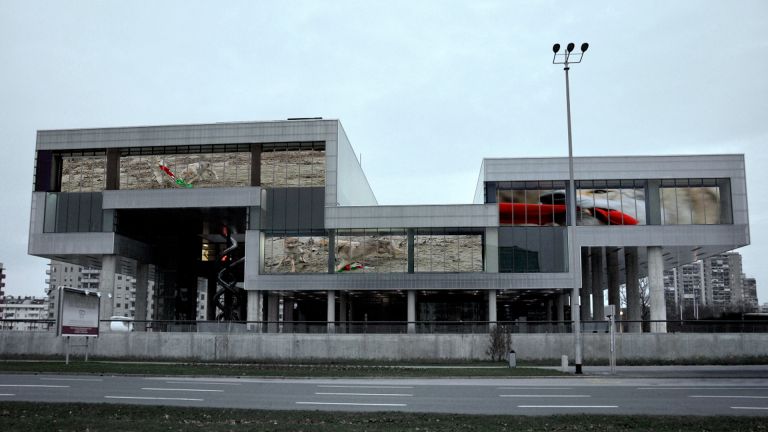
xmin=1 ymin=1 xmax=766 ymax=301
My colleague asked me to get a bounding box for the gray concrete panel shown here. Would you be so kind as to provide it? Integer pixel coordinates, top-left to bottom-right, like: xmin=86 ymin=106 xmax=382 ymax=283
xmin=247 ymin=272 xmax=574 ymax=291
xmin=482 ymin=154 xmax=746 ymax=182
xmin=335 ymin=123 xmax=376 ymax=206
xmin=37 ymin=119 xmax=339 ymax=150
xmin=326 ymin=204 xmax=497 ymax=229
xmin=29 ymin=232 xmax=116 ymax=256
xmin=103 ymin=187 xmax=262 ymax=209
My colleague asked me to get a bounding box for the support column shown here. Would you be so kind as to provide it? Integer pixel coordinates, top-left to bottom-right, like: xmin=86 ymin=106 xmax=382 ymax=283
xmin=606 ymin=248 xmax=621 ymax=314
xmin=267 ymin=293 xmax=279 ymax=333
xmin=407 ymin=230 xmax=415 ymax=273
xmin=327 ymin=290 xmax=336 ymax=334
xmin=488 ymin=289 xmax=497 ymax=330
xmin=283 ymin=297 xmax=294 ymax=333
xmin=648 ymin=246 xmax=667 ymax=333
xmin=407 ymin=290 xmax=416 ymax=334
xmin=246 ymin=291 xmax=263 ymax=331
xmin=556 ymin=292 xmax=566 ymax=321
xmin=625 ymin=247 xmax=642 ymax=333
xmin=134 ymin=261 xmax=149 ymax=331
xmin=580 ymin=248 xmax=591 ymax=321
xmin=591 ymin=247 xmax=605 ymax=321
xmin=99 ymin=255 xmax=117 ymax=321
xmin=105 ymin=148 xmax=120 ymax=190
xmin=340 ymin=291 xmax=348 ymax=333
xmin=546 ymin=299 xmax=554 ymax=322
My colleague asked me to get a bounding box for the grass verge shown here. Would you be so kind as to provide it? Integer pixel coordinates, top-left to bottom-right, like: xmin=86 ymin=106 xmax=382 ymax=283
xmin=0 ymin=402 xmax=765 ymax=431
xmin=0 ymin=360 xmax=565 ymax=377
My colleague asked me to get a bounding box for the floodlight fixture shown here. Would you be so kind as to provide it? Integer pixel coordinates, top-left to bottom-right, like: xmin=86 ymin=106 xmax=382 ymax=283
xmin=552 ymin=41 xmax=589 ymax=66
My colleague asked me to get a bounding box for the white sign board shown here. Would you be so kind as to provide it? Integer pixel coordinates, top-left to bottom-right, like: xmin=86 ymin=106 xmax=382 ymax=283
xmin=57 ymin=287 xmax=100 ymax=337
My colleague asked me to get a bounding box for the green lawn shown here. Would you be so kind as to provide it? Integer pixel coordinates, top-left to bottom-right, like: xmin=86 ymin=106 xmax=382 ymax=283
xmin=0 ymin=360 xmax=565 ymax=377
xmin=0 ymin=402 xmax=764 ymax=431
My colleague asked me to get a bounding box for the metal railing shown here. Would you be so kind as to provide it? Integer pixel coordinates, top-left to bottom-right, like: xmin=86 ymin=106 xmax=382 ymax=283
xmin=2 ymin=319 xmax=768 ymax=334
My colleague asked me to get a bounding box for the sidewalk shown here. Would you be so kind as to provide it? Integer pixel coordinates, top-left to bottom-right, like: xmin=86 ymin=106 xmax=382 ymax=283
xmin=574 ymin=364 xmax=768 ymax=378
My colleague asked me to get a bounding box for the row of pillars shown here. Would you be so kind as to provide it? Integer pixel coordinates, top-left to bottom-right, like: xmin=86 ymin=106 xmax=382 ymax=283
xmin=580 ymin=246 xmax=666 ymax=333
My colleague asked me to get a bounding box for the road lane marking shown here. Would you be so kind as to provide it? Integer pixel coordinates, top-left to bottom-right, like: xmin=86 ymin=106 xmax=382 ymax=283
xmin=317 ymin=385 xmax=414 ymax=389
xmin=639 ymin=387 xmax=768 ymax=390
xmin=106 ymin=396 xmax=203 ymax=401
xmin=141 ymin=388 xmax=224 ymax=392
xmin=0 ymin=385 xmax=69 ymax=388
xmin=498 ymin=387 xmax=572 ymax=390
xmin=315 ymin=392 xmax=412 ymax=397
xmin=0 ymin=394 xmax=15 ymax=396
xmin=164 ymin=381 xmax=241 ymax=386
xmin=500 ymin=395 xmax=590 ymax=398
xmin=40 ymin=378 xmax=103 ymax=382
xmin=690 ymin=395 xmax=768 ymax=399
xmin=732 ymin=406 xmax=768 ymax=410
xmin=296 ymin=402 xmax=407 ymax=407
xmin=518 ymin=405 xmax=618 ymax=409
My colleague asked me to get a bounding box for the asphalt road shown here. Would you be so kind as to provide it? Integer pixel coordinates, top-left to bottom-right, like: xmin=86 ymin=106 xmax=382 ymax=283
xmin=2 ymin=373 xmax=768 ymax=416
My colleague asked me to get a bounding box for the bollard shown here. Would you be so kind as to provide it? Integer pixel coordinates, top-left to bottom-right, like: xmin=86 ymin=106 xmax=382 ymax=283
xmin=508 ymin=350 xmax=516 ymax=368
xmin=561 ymin=355 xmax=569 ymax=372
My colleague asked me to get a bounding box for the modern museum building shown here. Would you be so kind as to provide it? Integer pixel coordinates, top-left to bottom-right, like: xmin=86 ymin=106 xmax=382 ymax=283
xmin=28 ymin=118 xmax=750 ymax=333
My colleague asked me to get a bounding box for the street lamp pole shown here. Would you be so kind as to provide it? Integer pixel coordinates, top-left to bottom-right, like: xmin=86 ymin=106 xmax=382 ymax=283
xmin=553 ymin=42 xmax=589 ymax=375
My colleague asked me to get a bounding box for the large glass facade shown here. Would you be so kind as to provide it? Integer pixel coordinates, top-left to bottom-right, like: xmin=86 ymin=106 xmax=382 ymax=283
xmin=261 ymin=144 xmax=325 ymax=188
xmin=335 ymin=229 xmax=407 ymax=273
xmin=414 ymin=229 xmax=483 ymax=273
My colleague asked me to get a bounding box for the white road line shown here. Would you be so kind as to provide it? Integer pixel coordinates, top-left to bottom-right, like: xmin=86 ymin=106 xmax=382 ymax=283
xmin=0 ymin=394 xmax=15 ymax=396
xmin=690 ymin=395 xmax=768 ymax=399
xmin=315 ymin=392 xmax=412 ymax=397
xmin=639 ymin=387 xmax=768 ymax=390
xmin=732 ymin=406 xmax=768 ymax=410
xmin=500 ymin=394 xmax=590 ymax=398
xmin=140 ymin=388 xmax=224 ymax=392
xmin=105 ymin=396 xmax=203 ymax=401
xmin=0 ymin=385 xmax=69 ymax=388
xmin=296 ymin=402 xmax=407 ymax=407
xmin=40 ymin=378 xmax=103 ymax=382
xmin=164 ymin=381 xmax=241 ymax=386
xmin=498 ymin=387 xmax=572 ymax=390
xmin=317 ymin=385 xmax=414 ymax=389
xmin=518 ymin=405 xmax=618 ymax=409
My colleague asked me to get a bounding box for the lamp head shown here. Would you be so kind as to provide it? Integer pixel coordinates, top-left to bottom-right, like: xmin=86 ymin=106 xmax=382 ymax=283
xmin=552 ymin=43 xmax=561 ymax=53
xmin=566 ymin=43 xmax=575 ymax=52
xmin=581 ymin=42 xmax=589 ymax=52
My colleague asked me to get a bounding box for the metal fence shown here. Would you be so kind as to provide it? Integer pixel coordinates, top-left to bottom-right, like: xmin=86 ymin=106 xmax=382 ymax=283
xmin=3 ymin=319 xmax=768 ymax=334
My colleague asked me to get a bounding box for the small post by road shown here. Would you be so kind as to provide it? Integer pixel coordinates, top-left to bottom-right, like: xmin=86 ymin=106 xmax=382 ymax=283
xmin=606 ymin=304 xmax=616 ymax=374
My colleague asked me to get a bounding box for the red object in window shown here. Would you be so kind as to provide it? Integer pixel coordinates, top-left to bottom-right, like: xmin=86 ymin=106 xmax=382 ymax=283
xmin=498 ymin=203 xmax=638 ymax=225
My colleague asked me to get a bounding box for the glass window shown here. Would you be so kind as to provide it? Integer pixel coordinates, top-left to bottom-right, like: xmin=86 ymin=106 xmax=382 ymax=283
xmin=261 ymin=144 xmax=325 ymax=187
xmin=498 ymin=227 xmax=567 ymax=273
xmin=659 ymin=178 xmax=723 ymax=225
xmin=497 ymin=181 xmax=568 ymax=226
xmin=414 ymin=228 xmax=483 ymax=273
xmin=120 ymin=150 xmax=251 ymax=190
xmin=60 ymin=155 xmax=106 ymax=192
xmin=335 ymin=229 xmax=408 ymax=273
xmin=576 ymin=180 xmax=646 ymax=225
xmin=263 ymin=233 xmax=329 ymax=274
